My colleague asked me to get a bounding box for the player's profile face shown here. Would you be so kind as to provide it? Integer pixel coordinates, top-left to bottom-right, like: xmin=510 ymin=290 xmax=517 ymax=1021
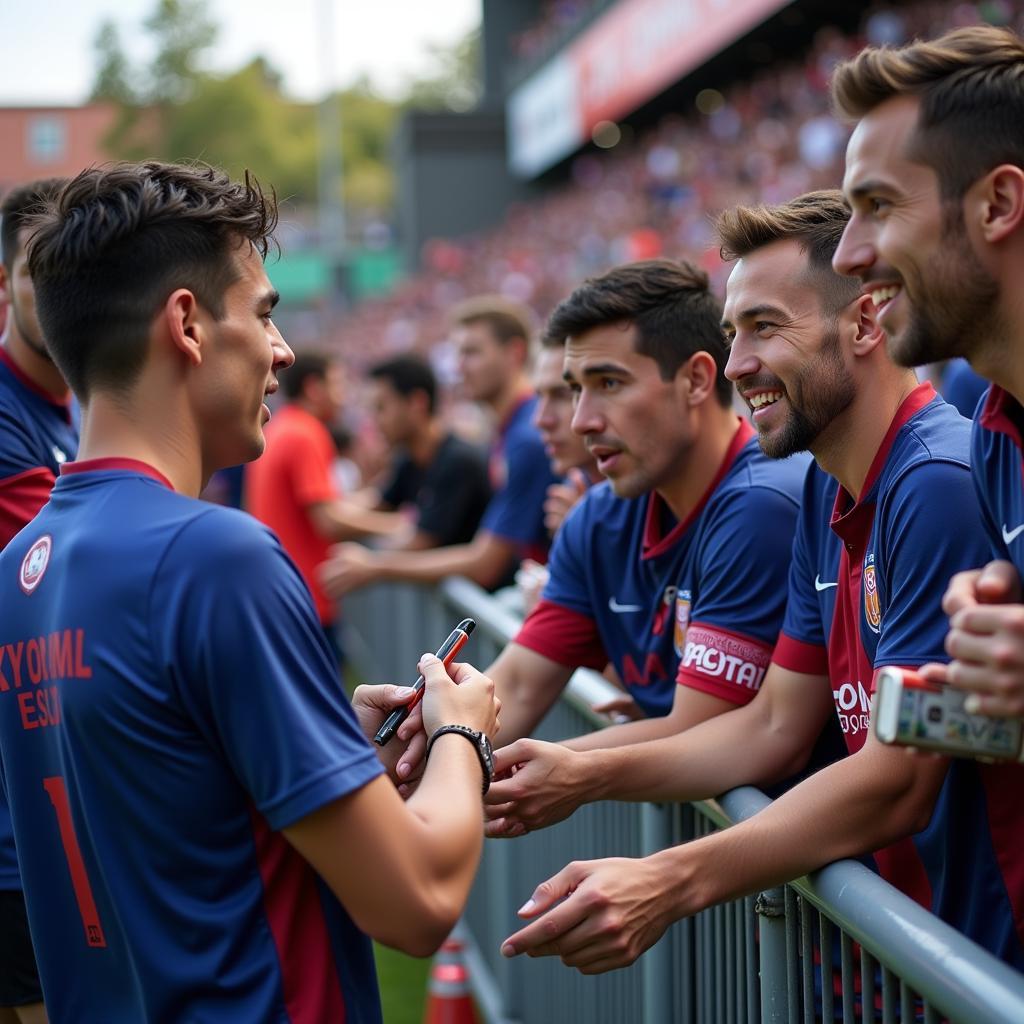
xmin=453 ymin=322 xmax=509 ymax=404
xmin=369 ymin=378 xmax=412 ymax=445
xmin=7 ymin=228 xmax=48 ymax=359
xmin=836 ymin=96 xmax=996 ymax=368
xmin=564 ymin=322 xmax=690 ymax=498
xmin=194 ymin=243 xmax=294 ymax=470
xmin=724 ymin=240 xmax=855 ymax=459
xmin=533 ymin=345 xmax=589 ymax=475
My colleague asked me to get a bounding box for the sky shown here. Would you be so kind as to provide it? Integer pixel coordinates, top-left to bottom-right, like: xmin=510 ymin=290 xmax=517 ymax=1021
xmin=0 ymin=0 xmax=481 ymax=105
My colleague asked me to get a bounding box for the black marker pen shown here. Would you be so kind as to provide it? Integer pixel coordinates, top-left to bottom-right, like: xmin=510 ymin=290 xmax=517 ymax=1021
xmin=373 ymin=618 xmax=476 ymax=746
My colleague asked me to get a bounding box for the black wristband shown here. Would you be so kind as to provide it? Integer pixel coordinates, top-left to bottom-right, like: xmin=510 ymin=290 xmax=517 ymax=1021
xmin=426 ymin=724 xmax=494 ymax=795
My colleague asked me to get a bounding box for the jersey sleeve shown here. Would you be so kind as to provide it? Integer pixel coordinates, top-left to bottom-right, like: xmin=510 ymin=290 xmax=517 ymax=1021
xmin=676 ymin=485 xmax=799 ymax=705
xmin=153 ymin=511 xmax=383 ymax=830
xmin=480 ymin=430 xmax=553 ymax=551
xmin=871 ymin=459 xmax=993 ymax=680
xmin=0 ymin=411 xmax=59 ymax=545
xmin=773 ymin=470 xmax=830 ymax=676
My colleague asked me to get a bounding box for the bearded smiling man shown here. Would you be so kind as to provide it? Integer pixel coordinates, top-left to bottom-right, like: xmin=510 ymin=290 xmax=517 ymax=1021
xmin=831 ymin=24 xmax=1024 ymax=723
xmin=491 ymin=192 xmax=1024 ymax=977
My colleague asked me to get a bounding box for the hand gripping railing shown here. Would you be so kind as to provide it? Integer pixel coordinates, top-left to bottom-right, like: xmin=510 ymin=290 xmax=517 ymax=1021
xmin=342 ymin=577 xmax=1024 ymax=1024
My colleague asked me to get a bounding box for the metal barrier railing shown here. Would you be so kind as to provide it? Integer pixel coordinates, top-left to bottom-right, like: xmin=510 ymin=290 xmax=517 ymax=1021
xmin=343 ymin=577 xmax=1024 ymax=1024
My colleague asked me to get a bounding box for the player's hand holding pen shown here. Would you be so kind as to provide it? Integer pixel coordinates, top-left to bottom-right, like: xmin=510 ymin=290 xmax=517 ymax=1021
xmin=353 ymin=655 xmax=499 ymax=796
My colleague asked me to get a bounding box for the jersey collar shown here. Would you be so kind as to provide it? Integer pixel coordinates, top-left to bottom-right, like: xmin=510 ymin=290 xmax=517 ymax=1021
xmin=0 ymin=345 xmax=73 ymax=421
xmin=978 ymin=384 xmax=1021 ymax=448
xmin=830 ymin=381 xmax=936 ymax=542
xmin=61 ymin=457 xmax=174 ymax=491
xmin=642 ymin=417 xmax=754 ymax=560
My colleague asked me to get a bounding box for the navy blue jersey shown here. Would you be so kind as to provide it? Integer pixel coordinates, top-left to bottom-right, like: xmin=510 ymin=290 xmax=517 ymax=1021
xmin=0 ymin=347 xmax=79 ymax=891
xmin=0 ymin=460 xmax=384 ymax=1023
xmin=774 ymin=385 xmax=1024 ymax=966
xmin=480 ymin=395 xmax=558 ymax=564
xmin=973 ymin=384 xmax=1024 ymax=564
xmin=516 ymin=421 xmax=809 ymax=717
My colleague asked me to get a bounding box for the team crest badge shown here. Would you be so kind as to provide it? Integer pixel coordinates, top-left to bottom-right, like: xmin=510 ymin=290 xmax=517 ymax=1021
xmin=19 ymin=535 xmax=52 ymax=595
xmin=673 ymin=589 xmax=692 ymax=656
xmin=863 ymin=556 xmax=881 ymax=634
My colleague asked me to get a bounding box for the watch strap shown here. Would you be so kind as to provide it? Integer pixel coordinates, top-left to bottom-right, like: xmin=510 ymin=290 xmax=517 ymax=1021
xmin=426 ymin=724 xmax=492 ymax=795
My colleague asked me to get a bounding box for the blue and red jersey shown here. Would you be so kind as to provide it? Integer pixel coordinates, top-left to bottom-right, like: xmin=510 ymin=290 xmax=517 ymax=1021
xmin=973 ymin=384 xmax=1024 ymax=566
xmin=480 ymin=394 xmax=558 ymax=565
xmin=0 ymin=460 xmax=384 ymax=1022
xmin=773 ymin=384 xmax=1024 ymax=966
xmin=516 ymin=420 xmax=809 ymax=717
xmin=0 ymin=346 xmax=79 ymax=892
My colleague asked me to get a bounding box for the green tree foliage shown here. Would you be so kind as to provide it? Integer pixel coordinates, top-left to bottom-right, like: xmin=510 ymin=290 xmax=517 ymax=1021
xmin=88 ymin=0 xmax=476 ymax=216
xmin=142 ymin=0 xmax=217 ymax=104
xmin=90 ymin=20 xmax=137 ymax=104
xmin=403 ymin=28 xmax=481 ymax=113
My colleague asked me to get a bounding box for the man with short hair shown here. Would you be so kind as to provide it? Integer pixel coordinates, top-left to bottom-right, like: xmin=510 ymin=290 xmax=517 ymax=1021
xmin=320 ymin=297 xmax=557 ymax=595
xmin=495 ymin=192 xmax=1024 ymax=974
xmin=831 ymin=25 xmax=1024 ymax=720
xmin=0 ymin=176 xmax=73 ymax=1024
xmin=412 ymin=258 xmax=810 ymax=791
xmin=531 ymin=334 xmax=598 ymax=536
xmin=364 ymin=354 xmax=491 ymax=549
xmin=0 ymin=161 xmax=499 ymax=1022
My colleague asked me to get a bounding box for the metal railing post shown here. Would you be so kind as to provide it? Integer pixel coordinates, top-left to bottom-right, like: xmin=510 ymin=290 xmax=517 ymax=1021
xmin=755 ymin=886 xmax=789 ymax=1023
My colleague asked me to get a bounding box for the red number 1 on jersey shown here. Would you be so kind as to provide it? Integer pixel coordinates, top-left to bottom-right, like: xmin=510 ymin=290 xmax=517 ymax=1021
xmin=43 ymin=776 xmax=106 ymax=948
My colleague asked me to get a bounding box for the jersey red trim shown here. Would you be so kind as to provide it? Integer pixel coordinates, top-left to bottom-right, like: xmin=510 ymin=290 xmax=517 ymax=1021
xmin=0 ymin=345 xmax=73 ymax=416
xmin=771 ymin=632 xmax=829 ymax=676
xmin=642 ymin=418 xmax=754 ymax=560
xmin=676 ymin=622 xmax=772 ymax=705
xmin=0 ymin=466 xmax=57 ymax=547
xmin=248 ymin=806 xmax=347 ymax=1024
xmin=61 ymin=458 xmax=174 ymax=490
xmin=849 ymin=383 xmax=935 ymax=504
xmin=979 ymin=385 xmax=1021 ymax=447
xmin=514 ymin=599 xmax=608 ymax=670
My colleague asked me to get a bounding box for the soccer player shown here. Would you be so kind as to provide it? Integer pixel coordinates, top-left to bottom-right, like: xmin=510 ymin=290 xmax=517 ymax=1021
xmin=319 ymin=297 xmax=558 ymax=596
xmin=831 ymin=25 xmax=1024 ymax=720
xmin=363 ymin=354 xmax=491 ymax=549
xmin=0 ymin=161 xmax=499 ymax=1023
xmin=495 ymin=192 xmax=1024 ymax=974
xmin=0 ymin=177 xmax=74 ymax=1024
xmin=531 ymin=334 xmax=598 ymax=536
xmin=409 ymin=257 xmax=810 ymax=795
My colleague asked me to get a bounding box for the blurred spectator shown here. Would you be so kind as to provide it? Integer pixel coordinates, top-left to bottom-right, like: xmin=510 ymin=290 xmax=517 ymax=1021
xmin=247 ymin=349 xmax=412 ymax=667
xmin=319 ymin=297 xmax=558 ymax=597
xmin=363 ymin=354 xmax=492 ymax=549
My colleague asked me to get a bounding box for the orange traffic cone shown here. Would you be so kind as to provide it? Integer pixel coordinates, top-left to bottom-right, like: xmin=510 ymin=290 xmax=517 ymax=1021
xmin=424 ymin=938 xmax=479 ymax=1024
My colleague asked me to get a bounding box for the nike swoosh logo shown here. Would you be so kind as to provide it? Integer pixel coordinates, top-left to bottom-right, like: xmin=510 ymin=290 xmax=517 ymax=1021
xmin=1002 ymin=523 xmax=1024 ymax=545
xmin=609 ymin=597 xmax=643 ymax=613
xmin=814 ymin=575 xmax=838 ymax=592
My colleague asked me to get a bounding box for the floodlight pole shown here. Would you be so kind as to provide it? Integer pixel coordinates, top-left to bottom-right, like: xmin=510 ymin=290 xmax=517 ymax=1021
xmin=317 ymin=0 xmax=346 ymax=303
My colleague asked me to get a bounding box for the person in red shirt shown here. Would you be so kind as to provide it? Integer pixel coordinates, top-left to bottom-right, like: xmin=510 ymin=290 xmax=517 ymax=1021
xmin=246 ymin=349 xmax=352 ymax=663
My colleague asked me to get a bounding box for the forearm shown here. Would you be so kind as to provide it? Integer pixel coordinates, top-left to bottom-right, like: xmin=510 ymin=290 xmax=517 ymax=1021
xmin=562 ymin=713 xmax=676 ymax=752
xmin=403 ymin=736 xmax=486 ymax=914
xmin=662 ymin=747 xmax=949 ymax=916
xmin=577 ymin=703 xmax=805 ymax=805
xmin=368 ymin=540 xmax=507 ymax=588
xmin=319 ymin=502 xmax=409 ymax=542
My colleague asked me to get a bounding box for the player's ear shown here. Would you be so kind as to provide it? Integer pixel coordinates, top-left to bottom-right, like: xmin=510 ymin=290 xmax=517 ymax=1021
xmin=163 ymin=288 xmax=204 ymax=366
xmin=848 ymin=292 xmax=885 ymax=357
xmin=0 ymin=262 xmax=9 ymax=306
xmin=972 ymin=164 xmax=1024 ymax=245
xmin=680 ymin=351 xmax=718 ymax=407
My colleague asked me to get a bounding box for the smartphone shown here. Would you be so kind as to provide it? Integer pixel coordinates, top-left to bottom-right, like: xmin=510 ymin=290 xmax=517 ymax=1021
xmin=873 ymin=666 xmax=1024 ymax=761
